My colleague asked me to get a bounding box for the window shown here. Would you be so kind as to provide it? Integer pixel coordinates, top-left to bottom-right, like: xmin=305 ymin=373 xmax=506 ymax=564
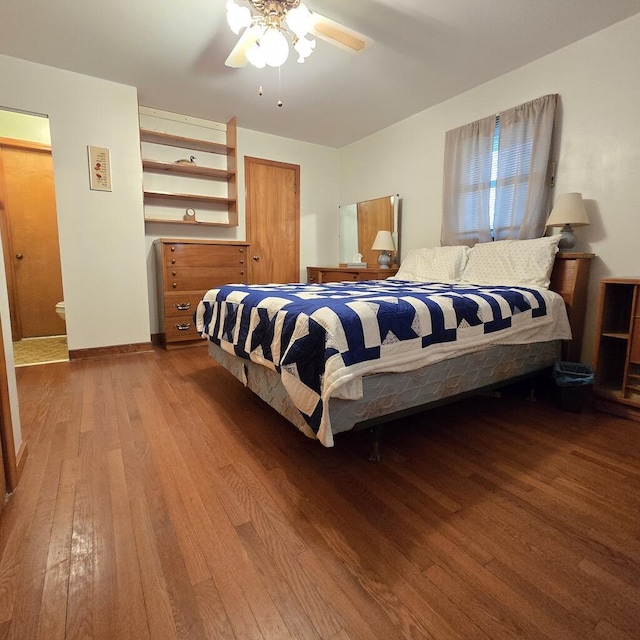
xmin=442 ymin=94 xmax=558 ymax=247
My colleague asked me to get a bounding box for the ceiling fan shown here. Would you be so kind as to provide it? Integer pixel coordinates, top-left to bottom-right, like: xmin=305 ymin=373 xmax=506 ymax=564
xmin=225 ymin=0 xmax=370 ymax=69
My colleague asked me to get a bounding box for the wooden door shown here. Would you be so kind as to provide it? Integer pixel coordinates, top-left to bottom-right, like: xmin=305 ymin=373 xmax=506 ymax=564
xmin=357 ymin=196 xmax=394 ymax=268
xmin=0 ymin=140 xmax=65 ymax=339
xmin=245 ymin=157 xmax=300 ymax=284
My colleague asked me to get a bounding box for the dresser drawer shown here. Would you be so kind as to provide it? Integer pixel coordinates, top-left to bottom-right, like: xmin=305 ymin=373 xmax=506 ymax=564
xmin=163 ymin=292 xmax=204 ymax=318
xmin=163 ymin=243 xmax=248 ymax=267
xmin=165 ymin=266 xmax=249 ymax=291
xmin=164 ymin=319 xmax=201 ymax=343
xmin=322 ymin=270 xmax=360 ymax=282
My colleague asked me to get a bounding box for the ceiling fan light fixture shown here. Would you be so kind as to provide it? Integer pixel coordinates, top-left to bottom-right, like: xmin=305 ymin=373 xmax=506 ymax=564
xmin=226 ymin=0 xmax=316 ymax=69
xmin=260 ymin=28 xmax=290 ymax=67
xmin=293 ymin=35 xmax=316 ymax=63
xmin=285 ymin=4 xmax=312 ymax=38
xmin=226 ymin=0 xmax=252 ymax=35
xmin=246 ymin=43 xmax=267 ymax=68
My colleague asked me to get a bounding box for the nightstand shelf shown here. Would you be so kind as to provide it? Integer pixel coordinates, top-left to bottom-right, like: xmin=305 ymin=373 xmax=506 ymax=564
xmin=593 ymin=277 xmax=640 ymax=421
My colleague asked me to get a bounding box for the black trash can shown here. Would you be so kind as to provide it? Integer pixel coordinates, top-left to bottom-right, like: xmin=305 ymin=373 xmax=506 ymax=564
xmin=552 ymin=361 xmax=594 ymax=412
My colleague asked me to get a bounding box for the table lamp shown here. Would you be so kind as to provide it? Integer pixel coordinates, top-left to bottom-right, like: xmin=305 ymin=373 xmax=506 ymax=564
xmin=545 ymin=192 xmax=589 ymax=251
xmin=372 ymin=230 xmax=395 ymax=268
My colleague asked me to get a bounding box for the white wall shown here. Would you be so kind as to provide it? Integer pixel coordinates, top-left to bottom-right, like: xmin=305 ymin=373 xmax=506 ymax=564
xmin=339 ymin=14 xmax=640 ymax=364
xmin=0 ymin=54 xmax=150 ymax=354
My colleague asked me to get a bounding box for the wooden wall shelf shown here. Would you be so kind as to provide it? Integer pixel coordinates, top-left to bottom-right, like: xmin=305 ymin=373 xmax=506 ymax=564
xmin=141 ymin=116 xmax=238 ymax=227
xmin=140 ymin=129 xmax=232 ymax=155
xmin=142 ymin=159 xmax=233 ymax=179
xmin=143 ymin=191 xmax=235 ymax=206
xmin=144 ymin=218 xmax=236 ymax=228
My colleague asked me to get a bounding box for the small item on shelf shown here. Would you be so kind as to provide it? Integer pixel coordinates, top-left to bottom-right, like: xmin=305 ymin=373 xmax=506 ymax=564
xmin=175 ymin=155 xmax=197 ymax=165
xmin=183 ymin=208 xmax=197 ymax=222
xmin=347 ymin=253 xmax=367 ymax=267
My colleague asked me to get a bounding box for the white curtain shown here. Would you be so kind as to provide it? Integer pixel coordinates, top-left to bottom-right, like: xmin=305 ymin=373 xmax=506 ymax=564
xmin=441 ymin=94 xmax=558 ymax=246
xmin=441 ymin=115 xmax=495 ymax=246
xmin=493 ymin=94 xmax=558 ymax=240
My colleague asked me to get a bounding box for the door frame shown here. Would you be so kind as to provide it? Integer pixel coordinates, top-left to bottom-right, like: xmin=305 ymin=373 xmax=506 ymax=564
xmin=244 ymin=155 xmax=300 ymax=282
xmin=0 ymin=310 xmax=24 ymax=493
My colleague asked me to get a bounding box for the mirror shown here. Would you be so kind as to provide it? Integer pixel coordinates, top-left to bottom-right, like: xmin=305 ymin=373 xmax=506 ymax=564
xmin=339 ymin=194 xmax=400 ymax=267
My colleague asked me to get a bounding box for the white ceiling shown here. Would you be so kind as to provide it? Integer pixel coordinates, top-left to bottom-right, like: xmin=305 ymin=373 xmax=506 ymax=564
xmin=1 ymin=0 xmax=640 ymax=147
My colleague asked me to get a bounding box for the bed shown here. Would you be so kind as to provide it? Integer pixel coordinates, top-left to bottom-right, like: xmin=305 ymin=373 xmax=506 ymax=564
xmin=195 ymin=237 xmax=578 ymax=449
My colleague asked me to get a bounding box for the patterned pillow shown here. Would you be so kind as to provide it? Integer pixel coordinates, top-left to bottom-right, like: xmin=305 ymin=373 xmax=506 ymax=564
xmin=461 ymin=235 xmax=561 ymax=289
xmin=392 ymin=246 xmax=470 ymax=283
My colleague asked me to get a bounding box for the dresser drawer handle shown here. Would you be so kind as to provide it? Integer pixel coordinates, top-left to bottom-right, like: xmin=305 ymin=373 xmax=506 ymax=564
xmin=170 ymin=246 xmax=176 ymax=252
xmin=239 ymin=259 xmax=244 ymax=264
xmin=171 ymin=259 xmax=176 ymax=264
xmin=175 ymin=323 xmax=191 ymax=331
xmin=172 ymin=270 xmax=177 ymax=276
xmin=174 ymin=302 xmax=191 ymax=311
xmin=172 ymin=282 xmax=177 ymax=289
xmin=240 ymin=270 xmax=245 ymax=275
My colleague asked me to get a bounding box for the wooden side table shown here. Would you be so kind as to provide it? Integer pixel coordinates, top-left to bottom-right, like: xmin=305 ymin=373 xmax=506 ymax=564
xmin=549 ymin=252 xmax=594 ymax=362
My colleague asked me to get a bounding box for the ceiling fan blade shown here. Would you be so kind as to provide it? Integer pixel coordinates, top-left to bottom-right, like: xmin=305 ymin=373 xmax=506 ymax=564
xmin=309 ymin=12 xmax=371 ymax=53
xmin=225 ymin=27 xmax=259 ymax=68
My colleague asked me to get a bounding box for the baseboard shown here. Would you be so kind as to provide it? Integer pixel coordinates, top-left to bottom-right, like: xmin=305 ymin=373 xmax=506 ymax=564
xmin=68 ymin=341 xmax=154 ymax=361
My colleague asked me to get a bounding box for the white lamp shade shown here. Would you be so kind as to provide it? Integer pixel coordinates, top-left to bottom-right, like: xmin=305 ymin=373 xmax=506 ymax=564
xmin=546 ymin=192 xmax=590 ymax=227
xmin=260 ymin=28 xmax=290 ymax=67
xmin=371 ymin=230 xmax=395 ymax=251
xmin=226 ymin=0 xmax=251 ymax=34
xmin=286 ymin=4 xmax=312 ymax=38
xmin=294 ymin=36 xmax=316 ymax=63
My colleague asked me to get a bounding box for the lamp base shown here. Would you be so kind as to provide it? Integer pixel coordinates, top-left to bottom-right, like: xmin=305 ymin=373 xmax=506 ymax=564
xmin=377 ymin=251 xmax=391 ymax=269
xmin=558 ymin=224 xmax=577 ymax=251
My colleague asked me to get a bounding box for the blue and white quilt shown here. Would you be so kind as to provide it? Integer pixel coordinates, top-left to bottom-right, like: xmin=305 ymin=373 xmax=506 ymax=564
xmin=196 ymin=279 xmax=569 ymax=446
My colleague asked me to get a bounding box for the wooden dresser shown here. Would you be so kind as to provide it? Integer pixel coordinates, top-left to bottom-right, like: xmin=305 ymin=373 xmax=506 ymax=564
xmin=154 ymin=238 xmax=250 ymax=348
xmin=307 ymin=266 xmax=399 ymax=284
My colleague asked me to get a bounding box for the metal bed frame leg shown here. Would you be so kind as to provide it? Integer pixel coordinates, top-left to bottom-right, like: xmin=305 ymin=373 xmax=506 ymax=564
xmin=368 ymin=424 xmax=385 ymax=463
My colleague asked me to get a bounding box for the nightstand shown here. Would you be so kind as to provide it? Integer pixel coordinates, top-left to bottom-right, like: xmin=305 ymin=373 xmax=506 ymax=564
xmin=307 ymin=266 xmax=399 ymax=284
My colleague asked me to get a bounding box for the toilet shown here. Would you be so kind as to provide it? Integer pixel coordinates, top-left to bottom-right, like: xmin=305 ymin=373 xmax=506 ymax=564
xmin=55 ymin=301 xmax=66 ymax=321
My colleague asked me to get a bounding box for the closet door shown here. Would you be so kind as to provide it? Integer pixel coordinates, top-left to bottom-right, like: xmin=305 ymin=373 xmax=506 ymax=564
xmin=245 ymin=156 xmax=300 ymax=284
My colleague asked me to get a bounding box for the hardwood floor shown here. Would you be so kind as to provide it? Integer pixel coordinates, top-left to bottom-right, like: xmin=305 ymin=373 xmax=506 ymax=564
xmin=1 ymin=346 xmax=639 ymax=639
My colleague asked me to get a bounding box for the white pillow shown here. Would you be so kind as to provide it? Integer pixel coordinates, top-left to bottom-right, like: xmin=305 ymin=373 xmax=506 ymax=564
xmin=392 ymin=245 xmax=470 ymax=283
xmin=461 ymin=235 xmax=561 ymax=289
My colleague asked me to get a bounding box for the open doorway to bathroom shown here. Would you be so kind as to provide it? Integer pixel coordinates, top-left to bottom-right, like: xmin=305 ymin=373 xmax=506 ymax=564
xmin=0 ymin=109 xmax=67 ymax=366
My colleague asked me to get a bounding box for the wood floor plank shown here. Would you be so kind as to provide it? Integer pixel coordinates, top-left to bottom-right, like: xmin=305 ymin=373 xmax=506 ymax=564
xmin=36 ymin=560 xmax=69 ymax=640
xmin=106 ymin=449 xmax=150 ymax=640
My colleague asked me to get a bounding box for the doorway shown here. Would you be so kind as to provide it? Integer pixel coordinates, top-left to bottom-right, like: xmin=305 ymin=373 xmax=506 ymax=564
xmin=0 ymin=110 xmax=67 ymax=366
xmin=245 ymin=156 xmax=300 ymax=284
